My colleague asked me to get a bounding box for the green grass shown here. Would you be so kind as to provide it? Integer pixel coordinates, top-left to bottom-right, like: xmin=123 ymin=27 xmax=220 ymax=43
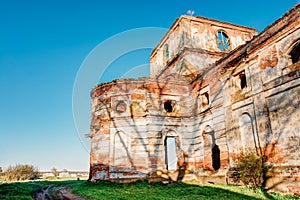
xmin=0 ymin=180 xmax=299 ymax=200
xmin=0 ymin=180 xmax=81 ymax=200
xmin=72 ymin=181 xmax=300 ymax=200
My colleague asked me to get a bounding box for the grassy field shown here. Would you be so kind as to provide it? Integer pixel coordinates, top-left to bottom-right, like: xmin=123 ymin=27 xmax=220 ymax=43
xmin=0 ymin=179 xmax=299 ymax=200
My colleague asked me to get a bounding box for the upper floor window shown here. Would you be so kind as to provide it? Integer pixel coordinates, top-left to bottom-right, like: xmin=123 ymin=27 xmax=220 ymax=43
xmin=239 ymin=71 xmax=247 ymax=89
xmin=198 ymin=86 xmax=210 ymax=112
xmin=289 ymin=40 xmax=300 ymax=64
xmin=217 ymin=31 xmax=230 ymax=51
xmin=164 ymin=44 xmax=170 ymax=59
xmin=233 ymin=70 xmax=247 ymax=91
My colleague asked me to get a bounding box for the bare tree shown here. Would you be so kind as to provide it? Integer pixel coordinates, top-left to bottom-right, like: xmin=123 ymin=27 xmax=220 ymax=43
xmin=51 ymin=167 xmax=59 ymax=177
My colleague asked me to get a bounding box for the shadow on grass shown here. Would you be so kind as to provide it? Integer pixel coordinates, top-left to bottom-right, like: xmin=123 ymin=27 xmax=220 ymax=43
xmin=0 ymin=180 xmax=298 ymax=200
xmin=72 ymin=181 xmax=267 ymax=200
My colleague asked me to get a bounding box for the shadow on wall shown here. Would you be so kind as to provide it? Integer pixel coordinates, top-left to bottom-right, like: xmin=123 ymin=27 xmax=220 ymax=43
xmin=89 ymin=37 xmax=300 ymax=187
xmin=89 ymin=57 xmax=231 ymax=183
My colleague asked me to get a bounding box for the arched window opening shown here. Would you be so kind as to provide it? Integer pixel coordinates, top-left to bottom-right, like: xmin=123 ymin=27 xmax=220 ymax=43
xmin=217 ymin=31 xmax=230 ymax=51
xmin=114 ymin=132 xmax=130 ymax=166
xmin=289 ymin=41 xmax=300 ymax=64
xmin=239 ymin=113 xmax=257 ymax=151
xmin=203 ymin=125 xmax=221 ymax=171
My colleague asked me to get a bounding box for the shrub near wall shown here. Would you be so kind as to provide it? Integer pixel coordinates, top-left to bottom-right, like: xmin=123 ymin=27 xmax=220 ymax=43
xmin=2 ymin=164 xmax=39 ymax=182
xmin=234 ymin=151 xmax=271 ymax=189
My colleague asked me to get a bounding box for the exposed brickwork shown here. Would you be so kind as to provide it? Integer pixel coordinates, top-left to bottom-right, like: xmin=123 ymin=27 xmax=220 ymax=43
xmin=259 ymin=45 xmax=279 ymax=69
xmin=89 ymin=3 xmax=300 ymax=195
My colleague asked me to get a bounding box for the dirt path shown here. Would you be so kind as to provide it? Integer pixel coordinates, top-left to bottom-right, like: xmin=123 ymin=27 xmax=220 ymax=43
xmin=32 ymin=184 xmax=86 ymax=200
xmin=32 ymin=184 xmax=55 ymax=200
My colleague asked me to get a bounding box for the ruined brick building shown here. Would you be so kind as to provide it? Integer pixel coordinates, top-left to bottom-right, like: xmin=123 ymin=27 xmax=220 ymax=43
xmin=88 ymin=4 xmax=300 ymax=193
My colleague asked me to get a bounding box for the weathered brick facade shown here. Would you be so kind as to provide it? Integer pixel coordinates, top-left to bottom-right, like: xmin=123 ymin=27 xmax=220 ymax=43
xmin=89 ymin=3 xmax=300 ymax=194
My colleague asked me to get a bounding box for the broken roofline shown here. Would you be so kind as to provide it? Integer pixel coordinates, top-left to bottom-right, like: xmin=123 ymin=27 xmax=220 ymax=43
xmin=90 ymin=76 xmax=190 ymax=98
xmin=150 ymin=15 xmax=257 ymax=59
xmin=216 ymin=2 xmax=300 ymax=69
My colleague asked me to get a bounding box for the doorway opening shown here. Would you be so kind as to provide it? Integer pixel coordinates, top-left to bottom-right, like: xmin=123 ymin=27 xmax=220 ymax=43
xmin=165 ymin=137 xmax=177 ymax=171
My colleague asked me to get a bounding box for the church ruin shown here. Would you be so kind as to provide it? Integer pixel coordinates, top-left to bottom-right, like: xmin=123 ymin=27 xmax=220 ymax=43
xmin=88 ymin=3 xmax=300 ymax=194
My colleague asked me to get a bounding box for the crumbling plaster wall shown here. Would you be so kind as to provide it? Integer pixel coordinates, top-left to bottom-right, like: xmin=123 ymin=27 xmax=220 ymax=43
xmin=150 ymin=16 xmax=257 ymax=77
xmin=222 ymin=13 xmax=300 ymax=171
xmin=89 ymin=78 xmax=204 ymax=180
xmin=89 ymin=68 xmax=231 ymax=181
xmin=90 ymin=15 xmax=257 ymax=181
xmin=259 ymin=27 xmax=300 ymax=166
xmin=150 ymin=16 xmax=257 ymax=78
xmin=89 ymin=5 xmax=300 ymax=193
xmin=187 ymin=17 xmax=256 ymax=52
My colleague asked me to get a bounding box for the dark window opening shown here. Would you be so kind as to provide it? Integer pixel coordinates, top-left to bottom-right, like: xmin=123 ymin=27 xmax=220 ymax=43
xmin=201 ymin=92 xmax=209 ymax=107
xmin=115 ymin=101 xmax=127 ymax=113
xmin=240 ymin=72 xmax=247 ymax=89
xmin=164 ymin=101 xmax=173 ymax=112
xmin=290 ymin=42 xmax=300 ymax=64
xmin=212 ymin=144 xmax=220 ymax=171
xmin=217 ymin=31 xmax=230 ymax=51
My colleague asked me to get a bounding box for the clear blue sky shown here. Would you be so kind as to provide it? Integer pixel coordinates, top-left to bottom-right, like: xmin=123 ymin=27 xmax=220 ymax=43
xmin=0 ymin=0 xmax=298 ymax=171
